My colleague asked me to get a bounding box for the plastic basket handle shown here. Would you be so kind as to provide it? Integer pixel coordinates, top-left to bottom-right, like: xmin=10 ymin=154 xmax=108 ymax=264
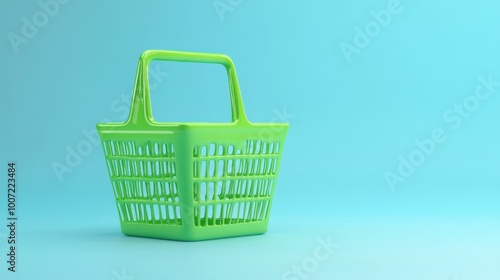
xmin=127 ymin=50 xmax=249 ymax=126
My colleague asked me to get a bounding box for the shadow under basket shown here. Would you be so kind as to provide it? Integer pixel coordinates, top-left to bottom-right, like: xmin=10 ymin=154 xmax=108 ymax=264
xmin=96 ymin=50 xmax=288 ymax=241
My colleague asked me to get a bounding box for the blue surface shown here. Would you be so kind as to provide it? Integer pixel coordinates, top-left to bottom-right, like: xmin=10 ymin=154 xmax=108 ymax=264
xmin=1 ymin=0 xmax=500 ymax=279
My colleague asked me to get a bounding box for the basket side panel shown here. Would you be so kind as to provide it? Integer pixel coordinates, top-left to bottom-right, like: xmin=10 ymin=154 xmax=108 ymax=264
xmin=98 ymin=133 xmax=185 ymax=230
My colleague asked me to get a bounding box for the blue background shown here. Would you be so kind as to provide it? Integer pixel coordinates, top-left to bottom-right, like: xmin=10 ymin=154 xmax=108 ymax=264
xmin=1 ymin=0 xmax=500 ymax=279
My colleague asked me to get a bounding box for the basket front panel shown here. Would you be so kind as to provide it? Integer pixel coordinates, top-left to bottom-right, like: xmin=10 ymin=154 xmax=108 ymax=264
xmin=191 ymin=138 xmax=285 ymax=227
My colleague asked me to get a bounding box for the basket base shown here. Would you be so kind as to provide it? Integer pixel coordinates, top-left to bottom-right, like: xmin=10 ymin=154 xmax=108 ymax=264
xmin=120 ymin=222 xmax=269 ymax=241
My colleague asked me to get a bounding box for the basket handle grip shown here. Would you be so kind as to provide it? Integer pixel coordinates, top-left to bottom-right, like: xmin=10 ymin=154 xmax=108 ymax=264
xmin=127 ymin=50 xmax=249 ymax=126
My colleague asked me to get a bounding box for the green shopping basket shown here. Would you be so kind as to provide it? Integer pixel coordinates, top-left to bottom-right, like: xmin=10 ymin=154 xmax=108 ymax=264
xmin=96 ymin=50 xmax=289 ymax=241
